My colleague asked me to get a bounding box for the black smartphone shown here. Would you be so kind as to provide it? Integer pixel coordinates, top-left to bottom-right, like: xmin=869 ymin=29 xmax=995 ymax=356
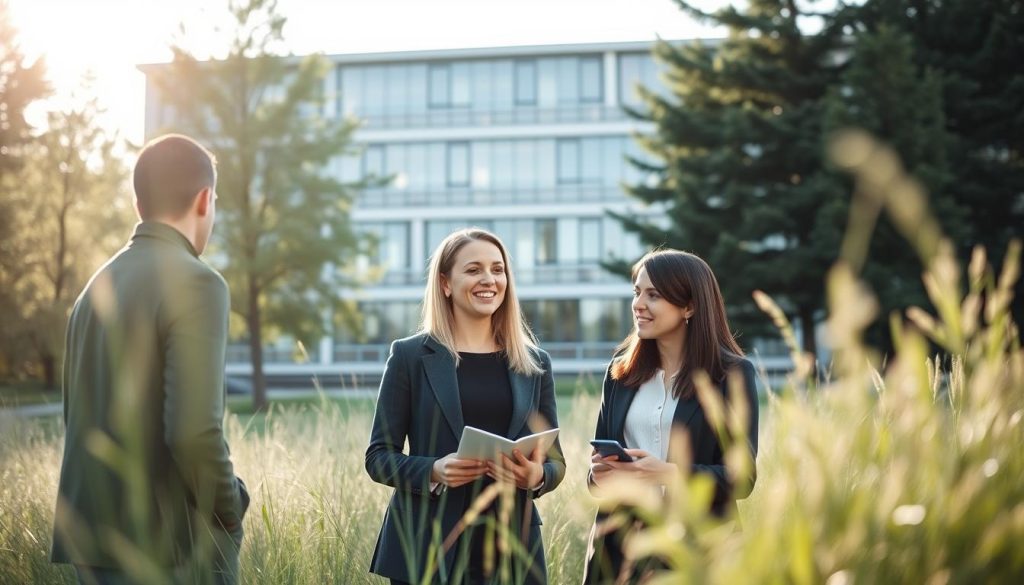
xmin=589 ymin=439 xmax=634 ymax=462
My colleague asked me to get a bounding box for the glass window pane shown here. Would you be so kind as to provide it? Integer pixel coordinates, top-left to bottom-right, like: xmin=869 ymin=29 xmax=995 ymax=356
xmin=557 ymin=139 xmax=580 ymax=183
xmin=427 ymin=143 xmax=446 ymax=189
xmin=494 ymin=60 xmax=514 ymax=110
xmin=580 ymin=138 xmax=601 ymax=183
xmin=618 ymin=54 xmax=643 ymax=107
xmin=364 ymin=66 xmax=385 ymax=117
xmin=515 ymin=60 xmax=537 ymax=105
xmin=557 ymin=58 xmax=578 ymax=104
xmin=580 ymin=56 xmax=602 ymax=102
xmin=580 ymin=218 xmax=602 ymax=262
xmin=537 ymin=219 xmax=557 ymax=265
xmin=447 ymin=142 xmax=470 ymax=187
xmin=471 ymin=60 xmax=492 ymax=111
xmin=451 ymin=62 xmax=471 ymax=107
xmin=364 ymin=145 xmax=385 ymax=178
xmin=537 ymin=59 xmax=558 ymax=107
xmin=341 ymin=67 xmax=363 ymax=117
xmin=429 ymin=64 xmax=450 ymax=107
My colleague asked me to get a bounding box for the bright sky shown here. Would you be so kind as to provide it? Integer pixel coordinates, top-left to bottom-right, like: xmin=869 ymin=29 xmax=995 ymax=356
xmin=8 ymin=0 xmax=726 ymax=145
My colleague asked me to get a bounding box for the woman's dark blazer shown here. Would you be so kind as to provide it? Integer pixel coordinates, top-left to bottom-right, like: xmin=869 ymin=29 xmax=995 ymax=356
xmin=583 ymin=357 xmax=759 ymax=584
xmin=365 ymin=332 xmax=566 ymax=584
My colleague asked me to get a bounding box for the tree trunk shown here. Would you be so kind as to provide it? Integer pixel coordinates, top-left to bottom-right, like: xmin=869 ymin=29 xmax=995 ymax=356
xmin=247 ymin=280 xmax=267 ymax=412
xmin=799 ymin=304 xmax=819 ymax=377
xmin=41 ymin=351 xmax=56 ymax=391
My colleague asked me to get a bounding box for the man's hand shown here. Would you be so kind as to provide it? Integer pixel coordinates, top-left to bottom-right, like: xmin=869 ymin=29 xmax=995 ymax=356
xmin=432 ymin=454 xmax=488 ymax=488
xmin=487 ymin=446 xmax=545 ymax=490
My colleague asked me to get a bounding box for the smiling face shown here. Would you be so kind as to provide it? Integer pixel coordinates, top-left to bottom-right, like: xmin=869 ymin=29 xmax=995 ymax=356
xmin=632 ymin=266 xmax=692 ymax=342
xmin=442 ymin=239 xmax=508 ymax=323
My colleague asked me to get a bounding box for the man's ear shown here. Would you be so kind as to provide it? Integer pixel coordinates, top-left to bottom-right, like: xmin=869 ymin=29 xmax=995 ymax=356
xmin=195 ymin=187 xmax=212 ymax=217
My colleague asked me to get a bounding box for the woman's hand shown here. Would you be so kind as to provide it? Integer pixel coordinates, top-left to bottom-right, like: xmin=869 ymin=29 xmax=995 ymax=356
xmin=487 ymin=446 xmax=545 ymax=490
xmin=595 ymin=449 xmax=677 ymax=484
xmin=590 ymin=450 xmax=616 ymax=486
xmin=432 ymin=454 xmax=488 ymax=488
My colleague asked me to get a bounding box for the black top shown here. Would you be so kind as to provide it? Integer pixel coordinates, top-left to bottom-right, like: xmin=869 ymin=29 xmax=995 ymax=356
xmin=457 ymin=351 xmax=513 ymax=436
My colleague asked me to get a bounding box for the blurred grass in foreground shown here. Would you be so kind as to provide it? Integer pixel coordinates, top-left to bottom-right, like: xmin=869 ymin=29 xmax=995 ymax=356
xmin=592 ymin=130 xmax=1023 ymax=584
xmin=3 ymin=130 xmax=1021 ymax=583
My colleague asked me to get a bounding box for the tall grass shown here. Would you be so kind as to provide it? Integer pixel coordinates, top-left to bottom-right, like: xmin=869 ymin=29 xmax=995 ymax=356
xmin=594 ymin=131 xmax=1024 ymax=584
xmin=0 ymin=392 xmax=603 ymax=584
xmin=3 ymin=131 xmax=1021 ymax=583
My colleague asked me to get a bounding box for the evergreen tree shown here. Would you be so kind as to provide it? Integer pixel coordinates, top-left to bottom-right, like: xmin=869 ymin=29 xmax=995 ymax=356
xmin=151 ymin=0 xmax=369 ymax=411
xmin=856 ymin=0 xmax=1024 ymax=327
xmin=821 ymin=24 xmax=968 ymax=348
xmin=614 ymin=0 xmax=854 ymax=357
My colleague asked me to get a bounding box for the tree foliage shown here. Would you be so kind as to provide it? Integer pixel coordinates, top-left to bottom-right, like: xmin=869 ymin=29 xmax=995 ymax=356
xmin=150 ymin=0 xmax=370 ymax=410
xmin=0 ymin=93 xmax=132 ymax=385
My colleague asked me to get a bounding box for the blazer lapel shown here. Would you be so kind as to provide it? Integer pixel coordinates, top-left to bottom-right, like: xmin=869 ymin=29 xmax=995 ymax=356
xmin=609 ymin=380 xmax=639 ymax=446
xmin=666 ymin=395 xmax=702 ymax=461
xmin=421 ymin=337 xmax=464 ymax=442
xmin=506 ymin=366 xmax=534 ymax=438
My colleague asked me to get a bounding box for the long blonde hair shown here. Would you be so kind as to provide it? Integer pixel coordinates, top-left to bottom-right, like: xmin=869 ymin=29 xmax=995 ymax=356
xmin=420 ymin=228 xmax=542 ymax=376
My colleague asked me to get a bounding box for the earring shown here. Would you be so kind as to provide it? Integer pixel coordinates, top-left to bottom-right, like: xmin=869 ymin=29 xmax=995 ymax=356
xmin=686 ymin=317 xmax=690 ymax=326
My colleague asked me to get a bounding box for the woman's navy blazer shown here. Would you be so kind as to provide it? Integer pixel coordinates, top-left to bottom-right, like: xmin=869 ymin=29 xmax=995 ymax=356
xmin=365 ymin=332 xmax=566 ymax=584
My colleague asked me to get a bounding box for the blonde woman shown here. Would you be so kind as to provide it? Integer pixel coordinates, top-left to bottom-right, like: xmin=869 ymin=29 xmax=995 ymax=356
xmin=365 ymin=228 xmax=565 ymax=585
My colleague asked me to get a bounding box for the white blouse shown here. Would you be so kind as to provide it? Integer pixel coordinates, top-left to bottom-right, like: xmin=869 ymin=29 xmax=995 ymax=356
xmin=623 ymin=370 xmax=680 ymax=461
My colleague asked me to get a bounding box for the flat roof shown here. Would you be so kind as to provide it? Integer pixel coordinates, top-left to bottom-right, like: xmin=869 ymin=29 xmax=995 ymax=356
xmin=138 ymin=38 xmax=719 ymax=72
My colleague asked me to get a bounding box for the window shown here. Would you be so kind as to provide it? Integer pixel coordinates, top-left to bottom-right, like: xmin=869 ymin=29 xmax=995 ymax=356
xmin=429 ymin=64 xmax=450 ymax=108
xmin=536 ymin=219 xmax=557 ymax=265
xmin=515 ymin=60 xmax=537 ymax=105
xmin=451 ymin=63 xmax=471 ymax=107
xmin=579 ymin=218 xmax=602 ymax=262
xmin=580 ymin=57 xmax=602 ymax=103
xmin=522 ymin=300 xmax=580 ymax=342
xmin=581 ymin=299 xmax=631 ymax=343
xmin=447 ymin=142 xmax=470 ymax=187
xmin=363 ymin=145 xmax=385 ymax=178
xmin=357 ymin=222 xmax=410 ymax=271
xmin=557 ymin=139 xmax=580 ymax=183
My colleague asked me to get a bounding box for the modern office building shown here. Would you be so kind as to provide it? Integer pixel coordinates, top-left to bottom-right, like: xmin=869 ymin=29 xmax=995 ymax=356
xmin=142 ymin=40 xmax=788 ymax=387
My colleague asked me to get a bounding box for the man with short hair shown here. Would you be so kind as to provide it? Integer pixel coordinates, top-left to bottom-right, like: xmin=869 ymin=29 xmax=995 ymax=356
xmin=52 ymin=134 xmax=248 ymax=584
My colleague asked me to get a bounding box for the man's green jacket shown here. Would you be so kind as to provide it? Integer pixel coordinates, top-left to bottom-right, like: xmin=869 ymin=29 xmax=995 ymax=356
xmin=51 ymin=222 xmax=246 ymax=570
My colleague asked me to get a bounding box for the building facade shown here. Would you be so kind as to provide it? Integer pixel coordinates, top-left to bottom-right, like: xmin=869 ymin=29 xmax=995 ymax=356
xmin=142 ymin=41 xmax=789 ymax=387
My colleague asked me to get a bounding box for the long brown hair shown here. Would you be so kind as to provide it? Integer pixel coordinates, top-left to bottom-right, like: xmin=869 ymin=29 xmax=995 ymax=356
xmin=420 ymin=228 xmax=542 ymax=376
xmin=611 ymin=249 xmax=743 ymax=398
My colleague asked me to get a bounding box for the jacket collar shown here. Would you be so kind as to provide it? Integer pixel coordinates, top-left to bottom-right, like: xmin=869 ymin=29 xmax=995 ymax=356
xmin=131 ymin=221 xmax=199 ymax=258
xmin=420 ymin=335 xmax=537 ymax=441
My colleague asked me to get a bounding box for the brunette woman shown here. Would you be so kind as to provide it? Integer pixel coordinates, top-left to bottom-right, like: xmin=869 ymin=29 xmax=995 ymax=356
xmin=584 ymin=249 xmax=758 ymax=584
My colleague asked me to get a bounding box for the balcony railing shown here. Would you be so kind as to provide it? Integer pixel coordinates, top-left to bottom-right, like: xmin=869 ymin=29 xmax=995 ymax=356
xmin=226 ymin=345 xmax=320 ymax=364
xmin=515 ymin=264 xmax=624 ymax=285
xmin=356 ymin=184 xmax=627 ymax=209
xmin=355 ymin=105 xmax=629 ymax=130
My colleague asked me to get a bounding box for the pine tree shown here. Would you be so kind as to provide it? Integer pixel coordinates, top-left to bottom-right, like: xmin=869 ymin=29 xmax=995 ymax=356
xmin=614 ymin=0 xmax=854 ymax=357
xmin=151 ymin=0 xmax=369 ymax=411
xmin=856 ymin=0 xmax=1024 ymax=329
xmin=821 ymin=23 xmax=968 ymax=348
